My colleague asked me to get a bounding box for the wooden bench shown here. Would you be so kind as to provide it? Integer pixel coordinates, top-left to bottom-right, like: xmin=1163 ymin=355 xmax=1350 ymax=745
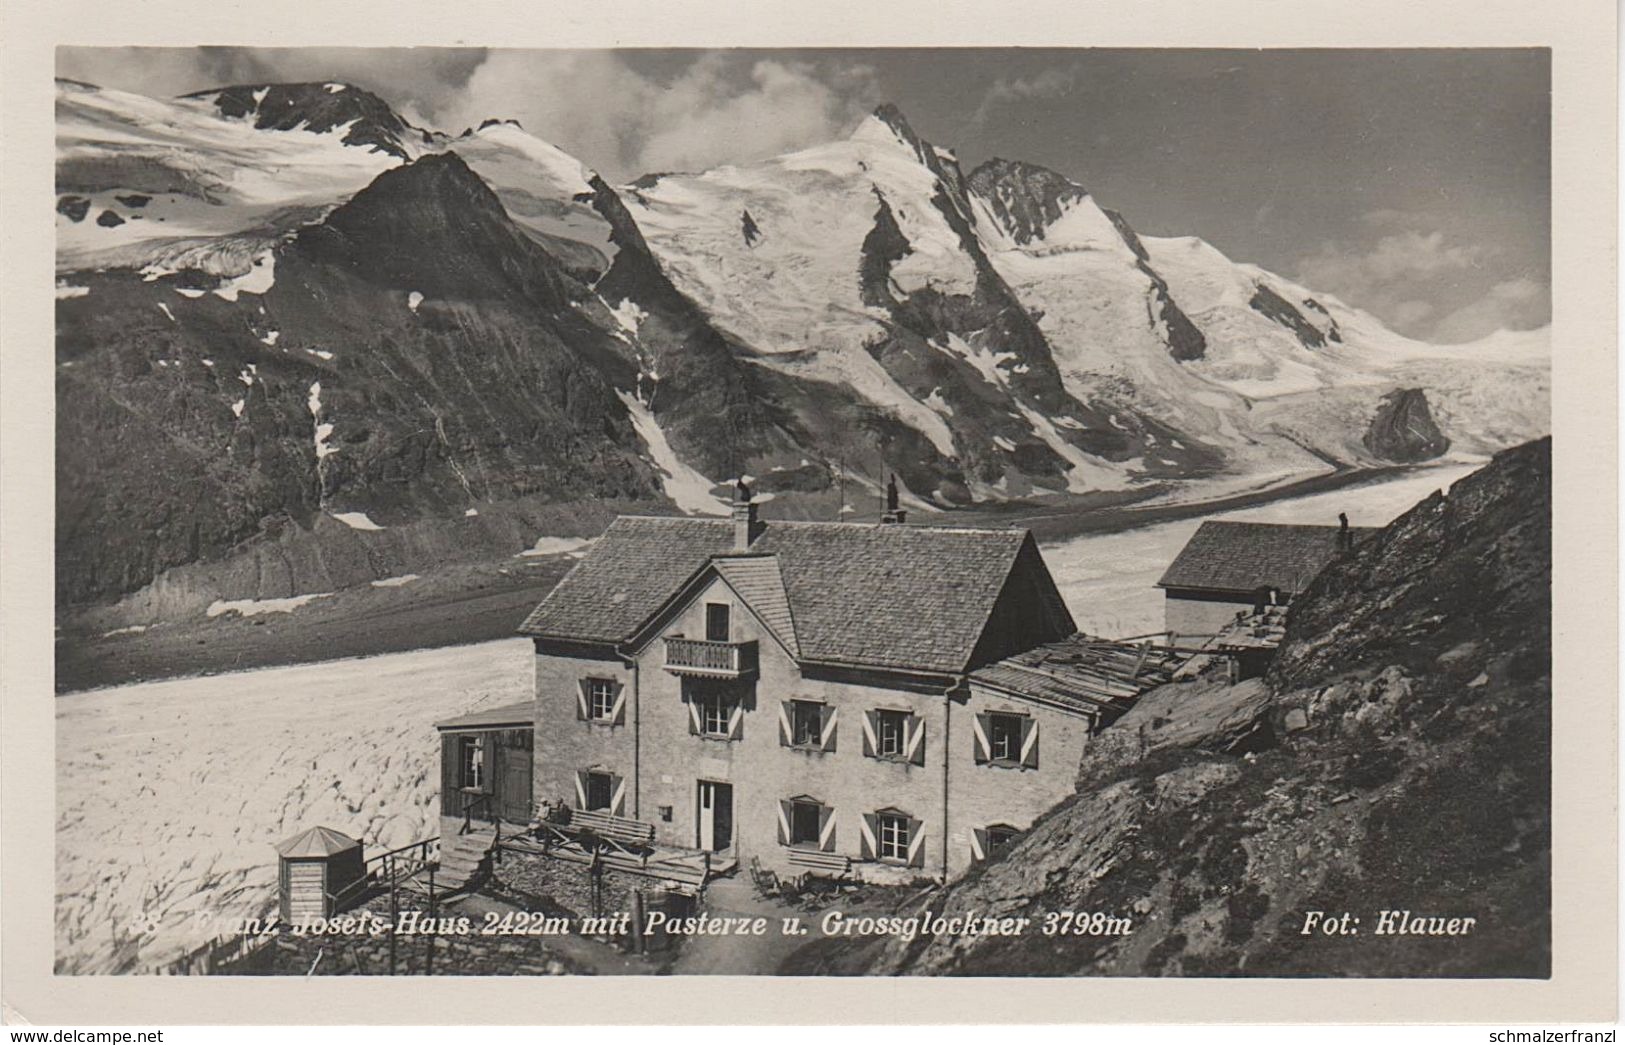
xmin=786 ymin=848 xmax=851 ymax=878
xmin=568 ymin=809 xmax=656 ymax=850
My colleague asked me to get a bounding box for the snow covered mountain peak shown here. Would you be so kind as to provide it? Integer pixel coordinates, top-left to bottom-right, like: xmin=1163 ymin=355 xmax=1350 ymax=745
xmin=180 ymin=81 xmax=420 ymax=159
xmin=966 ymin=157 xmax=1093 ymax=246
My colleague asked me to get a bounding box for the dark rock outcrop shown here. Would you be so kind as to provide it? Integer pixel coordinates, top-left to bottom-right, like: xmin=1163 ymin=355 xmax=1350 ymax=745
xmin=1249 ymin=282 xmax=1327 ymax=349
xmin=966 ymin=157 xmax=1090 ymax=245
xmin=1362 ymin=387 xmax=1450 ymax=462
xmin=184 ymin=82 xmax=416 ymax=159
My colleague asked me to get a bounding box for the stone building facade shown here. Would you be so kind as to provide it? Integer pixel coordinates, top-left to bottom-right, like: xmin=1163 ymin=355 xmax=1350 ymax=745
xmin=510 ymin=484 xmax=1126 ymax=883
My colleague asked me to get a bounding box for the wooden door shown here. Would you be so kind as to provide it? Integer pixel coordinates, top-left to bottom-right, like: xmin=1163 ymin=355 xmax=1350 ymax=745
xmin=498 ymin=749 xmax=532 ymax=823
xmin=697 ymin=780 xmax=733 ymax=852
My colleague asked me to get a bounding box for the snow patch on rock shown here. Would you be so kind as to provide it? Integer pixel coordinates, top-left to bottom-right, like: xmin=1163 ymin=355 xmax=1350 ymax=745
xmin=205 ymin=592 xmax=332 ymax=618
xmin=520 ymin=536 xmax=595 ymax=558
xmin=615 ymin=389 xmax=730 ymax=516
xmin=331 ymin=511 xmax=383 ymax=531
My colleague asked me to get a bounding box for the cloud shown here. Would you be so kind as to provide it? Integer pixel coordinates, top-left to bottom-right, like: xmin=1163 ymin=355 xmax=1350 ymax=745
xmin=57 ymin=47 xmax=486 ymax=117
xmin=1294 ymin=221 xmax=1526 ymax=339
xmin=1431 ymin=277 xmax=1551 ymax=343
xmin=971 ymin=66 xmax=1077 ymax=125
xmin=429 ymin=51 xmax=877 ymax=181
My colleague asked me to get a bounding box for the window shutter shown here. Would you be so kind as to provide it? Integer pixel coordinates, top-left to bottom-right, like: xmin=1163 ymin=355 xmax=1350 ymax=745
xmin=575 ymin=680 xmax=589 ymax=721
xmin=687 ymin=697 xmax=701 ymax=735
xmin=778 ymin=701 xmax=794 ymax=747
xmin=777 ymin=800 xmax=792 ymax=846
xmin=610 ymin=774 xmax=626 ymax=817
xmin=906 ymin=818 xmax=927 ymax=868
xmin=859 ymin=812 xmax=878 ymax=860
xmin=861 ymin=709 xmax=879 ymax=758
xmin=573 ymin=770 xmax=588 ymax=809
xmin=905 ymin=715 xmax=926 ymax=766
xmin=820 ymin=706 xmax=838 ymax=753
xmin=972 ymin=712 xmax=991 ymax=764
xmin=970 ymin=827 xmax=989 ymax=862
xmin=1020 ymin=717 xmax=1040 ymax=769
xmin=727 ymin=701 xmax=744 ymax=740
xmin=609 ymin=682 xmax=626 ymax=726
xmin=440 ymin=734 xmax=460 ymax=816
xmin=818 ymin=805 xmax=836 ymax=852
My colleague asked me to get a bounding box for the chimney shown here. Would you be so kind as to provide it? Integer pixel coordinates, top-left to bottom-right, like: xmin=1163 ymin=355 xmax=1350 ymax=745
xmin=1337 ymin=512 xmax=1351 ymax=551
xmin=731 ymin=477 xmax=760 ymax=551
xmin=881 ymin=474 xmax=908 ymax=525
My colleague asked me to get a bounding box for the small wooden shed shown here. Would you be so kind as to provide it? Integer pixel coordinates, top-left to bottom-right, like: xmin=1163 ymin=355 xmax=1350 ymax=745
xmin=276 ymin=826 xmax=365 ymax=924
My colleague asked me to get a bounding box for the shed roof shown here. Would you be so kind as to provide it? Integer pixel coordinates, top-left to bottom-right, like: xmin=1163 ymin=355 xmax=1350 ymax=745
xmin=970 ymin=634 xmax=1184 ymax=716
xmin=434 ymin=701 xmax=536 ymax=732
xmin=276 ymin=825 xmax=361 ymax=858
xmin=519 ymin=517 xmax=1051 ymax=674
xmin=1156 ymin=520 xmax=1374 ymax=596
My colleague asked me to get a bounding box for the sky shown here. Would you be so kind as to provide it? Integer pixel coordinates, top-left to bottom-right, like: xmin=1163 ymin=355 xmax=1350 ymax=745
xmin=56 ymin=47 xmax=1550 ymax=343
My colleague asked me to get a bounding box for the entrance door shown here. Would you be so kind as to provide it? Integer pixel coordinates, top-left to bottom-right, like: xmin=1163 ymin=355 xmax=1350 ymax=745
xmin=697 ymin=781 xmax=733 ymax=852
xmin=498 ymin=749 xmax=533 ymax=823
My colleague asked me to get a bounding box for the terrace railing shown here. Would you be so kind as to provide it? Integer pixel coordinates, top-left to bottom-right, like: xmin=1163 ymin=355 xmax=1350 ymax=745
xmin=663 ymin=636 xmax=757 ymax=679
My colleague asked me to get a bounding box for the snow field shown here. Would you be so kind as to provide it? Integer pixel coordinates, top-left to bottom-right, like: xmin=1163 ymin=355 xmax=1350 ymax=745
xmin=55 ymin=638 xmax=534 ymax=973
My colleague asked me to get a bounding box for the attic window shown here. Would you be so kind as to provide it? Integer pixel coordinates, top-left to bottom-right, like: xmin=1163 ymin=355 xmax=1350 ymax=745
xmin=705 ymin=603 xmax=731 ymax=642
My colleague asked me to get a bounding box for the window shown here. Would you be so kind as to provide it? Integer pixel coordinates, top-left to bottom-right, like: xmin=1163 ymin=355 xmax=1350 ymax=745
xmin=585 ymin=771 xmax=614 ymax=811
xmin=458 ymin=736 xmax=484 ymax=790
xmin=586 ymin=678 xmax=616 ymax=721
xmin=792 ymin=700 xmax=824 ymax=747
xmin=876 ymin=710 xmax=908 ymax=757
xmin=987 ymin=824 xmax=1021 ymax=854
xmin=877 ymin=812 xmax=910 ymax=862
xmin=705 ymin=603 xmax=731 ymax=642
xmin=988 ymin=713 xmax=1023 ymax=763
xmin=699 ymin=693 xmax=732 ymax=737
xmin=790 ymin=800 xmax=822 ymax=847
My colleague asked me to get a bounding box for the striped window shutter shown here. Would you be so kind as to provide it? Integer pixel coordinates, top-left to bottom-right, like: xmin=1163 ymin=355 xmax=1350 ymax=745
xmin=971 ymin=712 xmax=992 ymax=764
xmin=777 ymin=800 xmax=793 ymax=846
xmin=970 ymin=827 xmax=989 ymax=862
xmin=861 ymin=709 xmax=879 ymax=758
xmin=727 ymin=701 xmax=744 ymax=740
xmin=859 ymin=812 xmax=878 ymax=860
xmin=1020 ymin=717 xmax=1040 ymax=769
xmin=609 ymin=682 xmax=627 ymax=726
xmin=905 ymin=715 xmax=926 ymax=766
xmin=817 ymin=804 xmax=837 ymax=852
xmin=439 ymin=734 xmax=460 ymax=816
xmin=820 ymin=706 xmax=838 ymax=752
xmin=575 ymin=681 xmax=590 ymax=721
xmin=778 ymin=701 xmax=794 ymax=747
xmin=906 ymin=817 xmax=926 ymax=868
xmin=687 ymin=697 xmax=701 ymax=735
xmin=573 ymin=770 xmax=589 ymax=809
xmin=610 ymin=774 xmax=626 ymax=816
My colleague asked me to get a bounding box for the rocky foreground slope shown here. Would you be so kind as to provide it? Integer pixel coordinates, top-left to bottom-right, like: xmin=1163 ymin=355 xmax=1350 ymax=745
xmin=793 ymin=437 xmax=1551 ymax=977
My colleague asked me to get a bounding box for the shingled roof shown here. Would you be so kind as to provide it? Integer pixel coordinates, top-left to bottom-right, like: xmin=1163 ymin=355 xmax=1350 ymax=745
xmin=519 ymin=517 xmax=1056 ymax=674
xmin=1156 ymin=520 xmax=1374 ymax=596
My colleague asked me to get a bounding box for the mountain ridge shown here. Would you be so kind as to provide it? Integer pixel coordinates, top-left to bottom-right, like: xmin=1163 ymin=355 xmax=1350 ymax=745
xmin=54 ymin=84 xmax=1551 ymax=611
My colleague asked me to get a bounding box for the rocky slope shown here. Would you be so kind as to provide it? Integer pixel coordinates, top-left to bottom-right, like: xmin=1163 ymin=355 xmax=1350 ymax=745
xmin=55 ymin=79 xmax=1550 ymax=614
xmin=802 ymin=437 xmax=1550 ymax=977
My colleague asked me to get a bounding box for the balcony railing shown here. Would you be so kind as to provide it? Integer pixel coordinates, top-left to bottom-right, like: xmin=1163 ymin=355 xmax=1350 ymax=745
xmin=663 ymin=636 xmax=758 ymax=679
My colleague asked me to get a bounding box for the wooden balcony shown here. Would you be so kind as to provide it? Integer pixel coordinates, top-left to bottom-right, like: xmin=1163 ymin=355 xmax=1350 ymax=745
xmin=663 ymin=636 xmax=758 ymax=679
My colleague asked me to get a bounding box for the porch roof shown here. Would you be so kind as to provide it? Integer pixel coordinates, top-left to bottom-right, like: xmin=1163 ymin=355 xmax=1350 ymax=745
xmin=434 ymin=700 xmax=536 ymax=732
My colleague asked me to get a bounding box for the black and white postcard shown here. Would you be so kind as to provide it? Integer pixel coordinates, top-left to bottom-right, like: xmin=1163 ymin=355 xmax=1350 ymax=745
xmin=1 ymin=0 xmax=1615 ymax=1027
